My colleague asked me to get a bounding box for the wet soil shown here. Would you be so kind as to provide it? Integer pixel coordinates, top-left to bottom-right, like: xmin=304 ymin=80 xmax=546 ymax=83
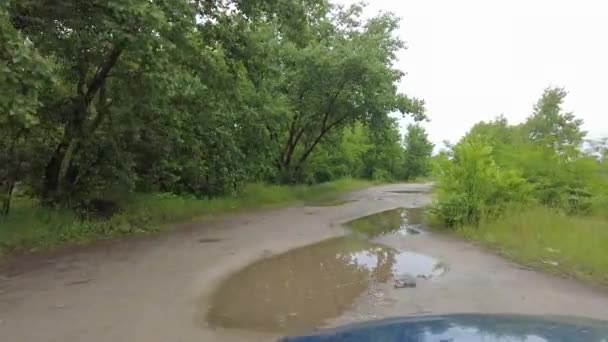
xmin=2 ymin=183 xmax=608 ymax=342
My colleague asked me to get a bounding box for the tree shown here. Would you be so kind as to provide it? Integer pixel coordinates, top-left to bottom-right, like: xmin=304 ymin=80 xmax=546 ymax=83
xmin=269 ymin=5 xmax=425 ymax=183
xmin=1 ymin=4 xmax=53 ymax=215
xmin=305 ymin=123 xmax=372 ymax=183
xmin=361 ymin=117 xmax=405 ymax=181
xmin=7 ymin=0 xmax=203 ymax=203
xmin=403 ymin=124 xmax=434 ymax=180
xmin=523 ymin=87 xmax=586 ymax=157
xmin=2 ymin=0 xmax=426 ymax=217
xmin=466 ymin=115 xmax=524 ymax=148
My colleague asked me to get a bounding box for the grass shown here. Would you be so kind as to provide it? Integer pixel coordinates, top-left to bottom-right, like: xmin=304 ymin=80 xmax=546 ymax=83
xmin=457 ymin=206 xmax=608 ymax=285
xmin=0 ymin=178 xmax=373 ymax=258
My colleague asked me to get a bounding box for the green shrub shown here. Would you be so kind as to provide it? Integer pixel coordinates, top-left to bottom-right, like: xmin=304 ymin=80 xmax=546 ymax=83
xmin=433 ymin=136 xmax=530 ymax=227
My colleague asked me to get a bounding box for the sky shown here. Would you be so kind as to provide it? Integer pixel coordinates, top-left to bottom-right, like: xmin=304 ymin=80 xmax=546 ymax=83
xmin=335 ymin=0 xmax=608 ymax=148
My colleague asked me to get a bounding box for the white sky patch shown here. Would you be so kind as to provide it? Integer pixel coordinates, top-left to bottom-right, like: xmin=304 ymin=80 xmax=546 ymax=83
xmin=336 ymin=0 xmax=608 ymax=147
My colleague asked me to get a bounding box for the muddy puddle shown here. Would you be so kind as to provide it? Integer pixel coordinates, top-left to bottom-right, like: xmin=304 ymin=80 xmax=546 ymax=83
xmin=206 ymin=235 xmax=445 ymax=334
xmin=346 ymin=208 xmax=426 ymax=237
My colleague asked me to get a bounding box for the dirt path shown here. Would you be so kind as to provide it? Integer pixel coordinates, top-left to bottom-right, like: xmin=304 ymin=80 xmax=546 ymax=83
xmin=2 ymin=184 xmax=608 ymax=341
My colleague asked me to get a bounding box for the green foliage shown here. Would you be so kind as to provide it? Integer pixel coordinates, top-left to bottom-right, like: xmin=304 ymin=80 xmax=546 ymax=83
xmin=433 ymin=87 xmax=608 ymax=286
xmin=460 ymin=206 xmax=608 ymax=285
xmin=403 ymin=124 xmax=434 ymax=180
xmin=0 ymin=6 xmax=50 ymax=126
xmin=2 ymin=0 xmax=426 ymax=258
xmin=523 ymin=87 xmax=585 ymax=157
xmin=361 ymin=118 xmax=406 ymax=181
xmin=433 ymin=135 xmax=530 ymax=227
xmin=270 ymin=7 xmax=425 ymax=183
xmin=0 ymin=4 xmax=55 ymax=215
xmin=0 ymin=179 xmax=371 ymax=257
xmin=304 ymin=118 xmax=417 ymax=183
xmin=1 ymin=0 xmax=422 ymax=219
xmin=434 ymin=87 xmax=604 ymax=228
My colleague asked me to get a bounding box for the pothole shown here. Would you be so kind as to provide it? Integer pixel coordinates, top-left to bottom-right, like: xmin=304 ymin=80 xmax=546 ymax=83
xmin=346 ymin=208 xmax=426 ymax=237
xmin=205 ymin=236 xmax=446 ymax=334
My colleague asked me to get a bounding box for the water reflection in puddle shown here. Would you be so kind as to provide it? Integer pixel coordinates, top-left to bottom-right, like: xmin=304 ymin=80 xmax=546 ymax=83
xmin=350 ymin=249 xmax=447 ymax=281
xmin=346 ymin=208 xmax=426 ymax=237
xmin=206 ymin=236 xmax=445 ymax=334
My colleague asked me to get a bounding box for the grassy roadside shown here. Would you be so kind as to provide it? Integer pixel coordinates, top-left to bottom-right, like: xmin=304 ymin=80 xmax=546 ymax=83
xmin=455 ymin=206 xmax=608 ymax=286
xmin=0 ymin=179 xmax=373 ymax=258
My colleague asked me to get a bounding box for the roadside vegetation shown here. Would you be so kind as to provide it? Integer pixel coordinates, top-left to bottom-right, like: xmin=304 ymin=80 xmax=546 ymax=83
xmin=0 ymin=179 xmax=373 ymax=257
xmin=432 ymin=87 xmax=608 ymax=285
xmin=1 ymin=1 xmax=434 ymax=256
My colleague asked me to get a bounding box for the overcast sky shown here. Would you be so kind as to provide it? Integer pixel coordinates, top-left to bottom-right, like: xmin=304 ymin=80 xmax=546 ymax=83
xmin=335 ymin=0 xmax=608 ymax=148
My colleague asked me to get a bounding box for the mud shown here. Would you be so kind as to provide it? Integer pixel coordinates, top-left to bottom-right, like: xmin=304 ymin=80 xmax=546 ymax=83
xmin=1 ymin=183 xmax=608 ymax=342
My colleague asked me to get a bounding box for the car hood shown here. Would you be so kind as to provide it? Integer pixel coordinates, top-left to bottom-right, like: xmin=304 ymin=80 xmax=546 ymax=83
xmin=280 ymin=314 xmax=608 ymax=342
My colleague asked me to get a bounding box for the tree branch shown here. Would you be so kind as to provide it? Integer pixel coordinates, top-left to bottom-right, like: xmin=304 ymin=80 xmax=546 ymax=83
xmin=84 ymin=42 xmax=125 ymax=105
xmin=296 ymin=113 xmax=350 ymax=168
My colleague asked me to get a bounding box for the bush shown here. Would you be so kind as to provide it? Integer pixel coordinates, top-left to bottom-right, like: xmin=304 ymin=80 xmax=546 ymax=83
xmin=433 ymin=136 xmax=530 ymax=227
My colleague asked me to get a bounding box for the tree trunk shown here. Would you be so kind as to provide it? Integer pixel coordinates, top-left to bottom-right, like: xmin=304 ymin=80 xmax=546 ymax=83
xmin=41 ymin=43 xmax=123 ymax=204
xmin=42 ymin=128 xmax=79 ymax=203
xmin=2 ymin=180 xmax=14 ymax=216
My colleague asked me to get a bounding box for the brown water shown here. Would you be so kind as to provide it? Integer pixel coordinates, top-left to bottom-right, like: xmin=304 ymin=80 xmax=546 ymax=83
xmin=205 ymin=236 xmax=446 ymax=334
xmin=346 ymin=208 xmax=426 ymax=237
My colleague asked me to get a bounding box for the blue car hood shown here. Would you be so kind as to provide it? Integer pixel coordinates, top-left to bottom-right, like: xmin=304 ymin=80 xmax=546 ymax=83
xmin=281 ymin=314 xmax=608 ymax=342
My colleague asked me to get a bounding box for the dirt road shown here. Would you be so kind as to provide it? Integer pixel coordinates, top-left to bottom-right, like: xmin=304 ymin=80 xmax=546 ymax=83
xmin=2 ymin=184 xmax=608 ymax=341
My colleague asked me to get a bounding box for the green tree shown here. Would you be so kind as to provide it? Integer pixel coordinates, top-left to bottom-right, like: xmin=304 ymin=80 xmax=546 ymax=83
xmin=306 ymin=123 xmax=372 ymax=183
xmin=523 ymin=87 xmax=585 ymax=157
xmin=403 ymin=124 xmax=434 ymax=180
xmin=9 ymin=0 xmax=201 ymax=203
xmin=361 ymin=118 xmax=405 ymax=181
xmin=270 ymin=5 xmax=424 ymax=183
xmin=434 ymin=135 xmax=530 ymax=227
xmin=434 ymin=87 xmax=602 ymax=228
xmin=466 ymin=115 xmax=524 ymax=149
xmin=2 ymin=0 xmax=426 ymax=217
xmin=1 ymin=4 xmax=53 ymax=214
